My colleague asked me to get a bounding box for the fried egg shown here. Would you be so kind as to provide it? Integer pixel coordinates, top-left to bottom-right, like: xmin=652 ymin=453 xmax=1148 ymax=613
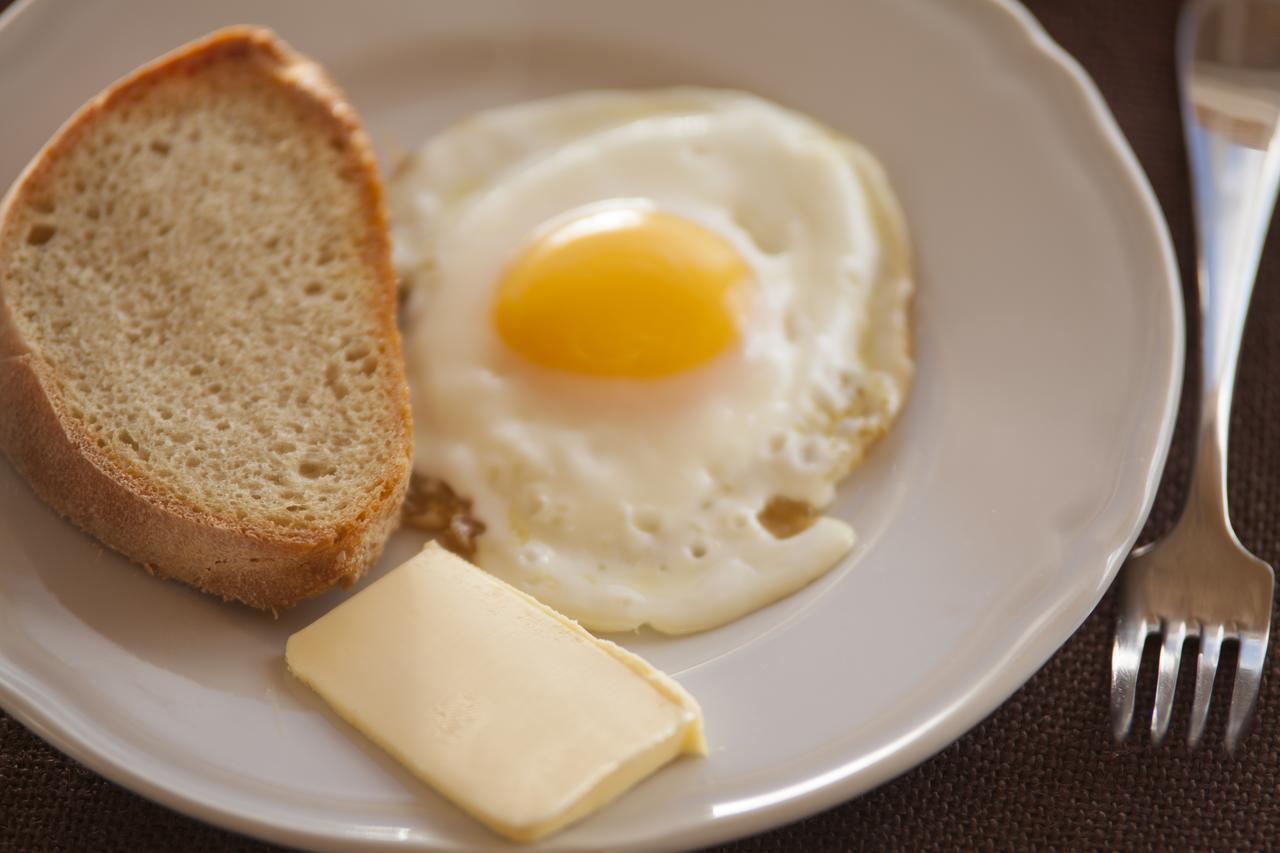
xmin=390 ymin=89 xmax=912 ymax=634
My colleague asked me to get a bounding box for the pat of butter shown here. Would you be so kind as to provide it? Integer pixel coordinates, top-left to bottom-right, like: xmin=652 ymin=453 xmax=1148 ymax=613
xmin=285 ymin=542 xmax=706 ymax=843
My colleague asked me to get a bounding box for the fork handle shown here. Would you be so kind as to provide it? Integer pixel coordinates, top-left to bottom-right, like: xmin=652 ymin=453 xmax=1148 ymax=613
xmin=1178 ymin=20 xmax=1280 ymax=528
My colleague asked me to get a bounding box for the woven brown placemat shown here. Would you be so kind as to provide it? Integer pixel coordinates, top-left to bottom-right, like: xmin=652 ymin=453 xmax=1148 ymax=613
xmin=4 ymin=0 xmax=1278 ymax=850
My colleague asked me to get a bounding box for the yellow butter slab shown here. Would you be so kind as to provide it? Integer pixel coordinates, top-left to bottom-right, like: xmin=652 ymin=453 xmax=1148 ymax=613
xmin=286 ymin=542 xmax=705 ymax=842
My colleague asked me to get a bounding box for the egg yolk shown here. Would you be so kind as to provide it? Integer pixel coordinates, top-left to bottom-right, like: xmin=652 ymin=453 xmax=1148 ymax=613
xmin=494 ymin=208 xmax=752 ymax=378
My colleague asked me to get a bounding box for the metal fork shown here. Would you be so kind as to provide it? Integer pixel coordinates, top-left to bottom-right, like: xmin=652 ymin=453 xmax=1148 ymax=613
xmin=1111 ymin=0 xmax=1280 ymax=751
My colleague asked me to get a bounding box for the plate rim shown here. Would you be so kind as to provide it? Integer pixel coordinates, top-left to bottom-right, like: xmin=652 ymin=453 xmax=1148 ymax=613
xmin=0 ymin=0 xmax=1184 ymax=850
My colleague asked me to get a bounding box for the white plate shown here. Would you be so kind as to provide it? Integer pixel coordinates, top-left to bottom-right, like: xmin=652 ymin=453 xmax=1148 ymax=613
xmin=0 ymin=0 xmax=1181 ymax=850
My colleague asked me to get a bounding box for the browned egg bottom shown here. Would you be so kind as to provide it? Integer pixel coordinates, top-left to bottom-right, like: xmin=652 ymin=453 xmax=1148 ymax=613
xmin=756 ymin=496 xmax=818 ymax=539
xmin=401 ymin=473 xmax=486 ymax=557
xmin=401 ymin=471 xmax=817 ymax=557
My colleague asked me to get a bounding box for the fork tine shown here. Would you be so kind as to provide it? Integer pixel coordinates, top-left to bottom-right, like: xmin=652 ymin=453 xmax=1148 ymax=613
xmin=1226 ymin=633 xmax=1268 ymax=752
xmin=1110 ymin=614 xmax=1150 ymax=740
xmin=1188 ymin=623 xmax=1224 ymax=747
xmin=1151 ymin=620 xmax=1188 ymax=743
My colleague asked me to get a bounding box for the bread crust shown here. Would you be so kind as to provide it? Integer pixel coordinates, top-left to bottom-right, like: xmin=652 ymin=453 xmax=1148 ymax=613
xmin=0 ymin=26 xmax=412 ymax=610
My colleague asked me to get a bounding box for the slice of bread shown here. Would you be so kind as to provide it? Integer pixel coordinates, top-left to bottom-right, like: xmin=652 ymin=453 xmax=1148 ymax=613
xmin=0 ymin=27 xmax=412 ymax=610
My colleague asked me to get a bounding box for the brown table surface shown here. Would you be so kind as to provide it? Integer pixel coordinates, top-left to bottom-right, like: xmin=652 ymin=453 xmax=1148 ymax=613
xmin=5 ymin=0 xmax=1280 ymax=850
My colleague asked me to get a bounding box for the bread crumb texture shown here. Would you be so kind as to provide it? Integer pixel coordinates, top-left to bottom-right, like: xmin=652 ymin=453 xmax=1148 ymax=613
xmin=1 ymin=34 xmax=409 ymax=540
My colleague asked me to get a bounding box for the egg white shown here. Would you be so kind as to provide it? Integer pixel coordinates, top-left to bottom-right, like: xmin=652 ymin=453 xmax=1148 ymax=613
xmin=390 ymin=89 xmax=912 ymax=634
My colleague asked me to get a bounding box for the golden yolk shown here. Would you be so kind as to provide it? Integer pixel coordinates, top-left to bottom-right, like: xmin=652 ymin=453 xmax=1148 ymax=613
xmin=494 ymin=208 xmax=752 ymax=378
